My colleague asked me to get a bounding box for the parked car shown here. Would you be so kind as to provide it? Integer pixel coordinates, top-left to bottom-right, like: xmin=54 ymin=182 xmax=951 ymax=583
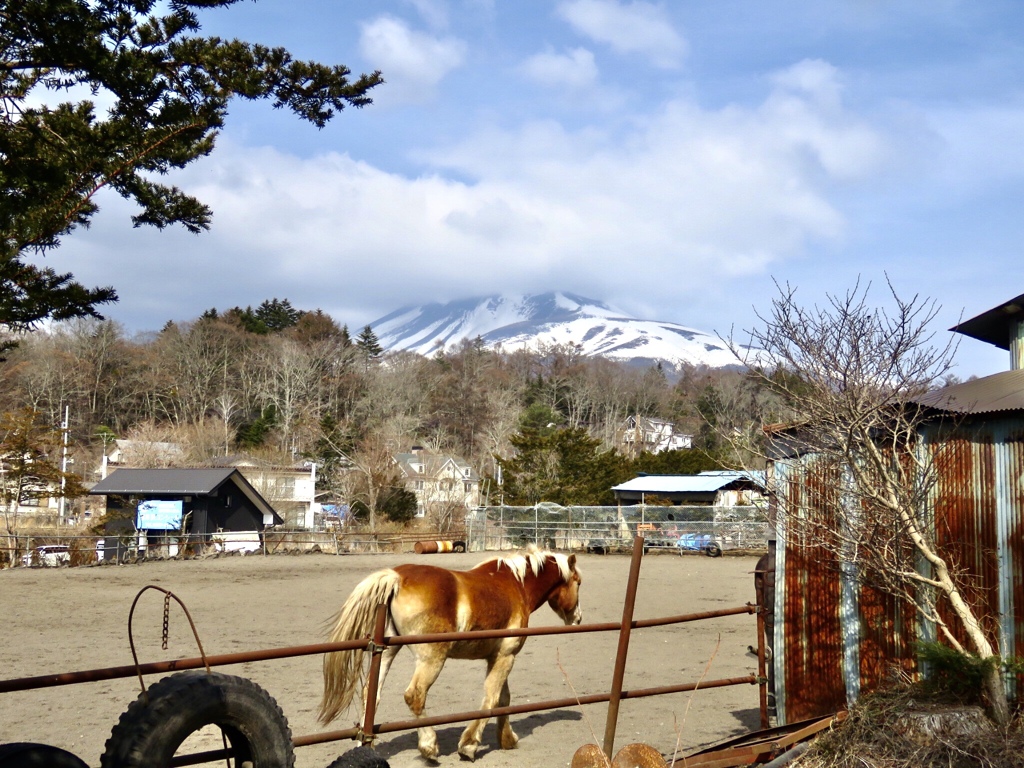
xmin=675 ymin=533 xmax=723 ymax=557
xmin=21 ymin=544 xmax=71 ymax=567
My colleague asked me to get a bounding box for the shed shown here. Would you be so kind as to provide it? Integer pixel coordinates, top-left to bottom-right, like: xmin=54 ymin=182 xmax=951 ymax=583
xmin=89 ymin=468 xmax=282 ymax=558
xmin=766 ymin=290 xmax=1024 ymax=725
xmin=611 ymin=470 xmax=765 ymax=507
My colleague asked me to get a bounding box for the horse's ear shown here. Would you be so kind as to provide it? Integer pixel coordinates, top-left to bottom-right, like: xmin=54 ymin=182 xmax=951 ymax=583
xmin=567 ymin=554 xmax=576 ymax=570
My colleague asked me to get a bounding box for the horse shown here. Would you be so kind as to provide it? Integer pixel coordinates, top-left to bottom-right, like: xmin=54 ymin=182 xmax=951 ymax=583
xmin=318 ymin=546 xmax=583 ymax=761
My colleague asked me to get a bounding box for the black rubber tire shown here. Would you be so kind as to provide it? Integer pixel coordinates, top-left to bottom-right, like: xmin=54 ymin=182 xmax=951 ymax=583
xmin=705 ymin=542 xmax=723 ymax=557
xmin=100 ymin=671 xmax=294 ymax=768
xmin=325 ymin=746 xmax=390 ymax=768
xmin=0 ymin=743 xmax=89 ymax=768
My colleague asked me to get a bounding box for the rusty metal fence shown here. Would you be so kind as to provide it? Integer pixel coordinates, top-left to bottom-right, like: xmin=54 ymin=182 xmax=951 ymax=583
xmin=0 ymin=537 xmax=769 ymax=766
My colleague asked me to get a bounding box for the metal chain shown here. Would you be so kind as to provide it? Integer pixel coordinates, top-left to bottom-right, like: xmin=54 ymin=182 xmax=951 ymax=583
xmin=161 ymin=593 xmax=171 ymax=650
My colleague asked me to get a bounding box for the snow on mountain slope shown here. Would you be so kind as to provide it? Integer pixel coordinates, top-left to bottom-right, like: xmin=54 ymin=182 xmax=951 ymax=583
xmin=371 ymin=292 xmax=747 ymax=370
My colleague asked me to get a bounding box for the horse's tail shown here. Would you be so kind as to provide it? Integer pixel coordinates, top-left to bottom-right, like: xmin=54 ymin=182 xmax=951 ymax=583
xmin=318 ymin=568 xmax=402 ymax=725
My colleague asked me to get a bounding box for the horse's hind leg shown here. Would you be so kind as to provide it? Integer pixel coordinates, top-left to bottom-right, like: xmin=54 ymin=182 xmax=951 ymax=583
xmin=404 ymin=649 xmax=447 ymax=760
xmin=362 ymin=642 xmax=400 ymax=715
xmin=458 ymin=653 xmax=516 ymax=761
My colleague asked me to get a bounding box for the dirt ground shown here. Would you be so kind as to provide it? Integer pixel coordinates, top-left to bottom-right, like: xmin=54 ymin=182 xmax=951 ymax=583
xmin=0 ymin=550 xmax=765 ymax=767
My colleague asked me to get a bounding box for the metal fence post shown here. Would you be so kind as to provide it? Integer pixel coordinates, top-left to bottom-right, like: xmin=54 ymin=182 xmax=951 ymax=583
xmin=361 ymin=604 xmax=389 ymax=746
xmin=603 ymin=534 xmax=645 ymax=758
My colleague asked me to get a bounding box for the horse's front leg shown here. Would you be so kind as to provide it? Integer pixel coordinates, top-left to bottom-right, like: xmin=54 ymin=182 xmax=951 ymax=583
xmin=404 ymin=647 xmax=448 ymax=760
xmin=458 ymin=652 xmax=516 ymax=761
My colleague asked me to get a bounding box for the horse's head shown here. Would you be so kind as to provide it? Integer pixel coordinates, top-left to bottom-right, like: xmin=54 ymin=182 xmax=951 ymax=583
xmin=547 ymin=553 xmax=583 ymax=625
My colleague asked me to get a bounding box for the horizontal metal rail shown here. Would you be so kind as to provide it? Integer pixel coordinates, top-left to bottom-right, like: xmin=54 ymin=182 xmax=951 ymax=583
xmin=0 ymin=604 xmax=755 ymax=694
xmin=169 ymin=674 xmax=759 ymax=767
xmin=1 ymin=544 xmax=763 ymax=768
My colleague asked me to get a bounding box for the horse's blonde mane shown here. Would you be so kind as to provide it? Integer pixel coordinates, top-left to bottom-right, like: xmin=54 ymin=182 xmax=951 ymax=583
xmin=488 ymin=544 xmax=572 ymax=583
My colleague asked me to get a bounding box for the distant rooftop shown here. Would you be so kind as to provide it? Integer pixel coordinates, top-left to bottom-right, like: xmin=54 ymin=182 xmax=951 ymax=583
xmin=612 ymin=470 xmax=765 ymax=495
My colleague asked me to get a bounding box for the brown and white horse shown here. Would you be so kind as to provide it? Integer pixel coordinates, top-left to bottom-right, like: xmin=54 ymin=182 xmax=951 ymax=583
xmin=318 ymin=546 xmax=583 ymax=760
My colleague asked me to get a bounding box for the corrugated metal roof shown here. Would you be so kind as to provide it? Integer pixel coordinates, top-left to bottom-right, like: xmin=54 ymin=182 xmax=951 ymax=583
xmin=915 ymin=369 xmax=1024 ymax=414
xmin=90 ymin=468 xmax=240 ymax=495
xmin=611 ymin=470 xmax=765 ymax=494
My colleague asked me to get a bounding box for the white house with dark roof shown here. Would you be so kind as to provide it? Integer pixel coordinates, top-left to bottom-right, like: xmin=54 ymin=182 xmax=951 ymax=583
xmin=620 ymin=415 xmax=692 ymax=456
xmin=394 ymin=448 xmax=481 ymax=519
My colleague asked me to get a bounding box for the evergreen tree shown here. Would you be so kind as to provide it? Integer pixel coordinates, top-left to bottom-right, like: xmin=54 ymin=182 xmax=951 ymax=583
xmin=1 ymin=0 xmax=381 ymax=341
xmin=255 ymin=299 xmax=301 ymax=332
xmin=500 ymin=426 xmax=625 ymax=506
xmin=379 ymin=487 xmax=418 ymax=524
xmin=356 ymin=325 xmax=383 ymax=360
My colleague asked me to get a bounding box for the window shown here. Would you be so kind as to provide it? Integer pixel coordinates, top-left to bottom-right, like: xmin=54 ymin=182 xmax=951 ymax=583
xmin=464 ymin=482 xmax=474 ymax=493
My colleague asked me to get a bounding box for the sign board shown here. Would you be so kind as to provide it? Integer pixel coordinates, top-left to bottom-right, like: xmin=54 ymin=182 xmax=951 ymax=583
xmin=137 ymin=499 xmax=184 ymax=531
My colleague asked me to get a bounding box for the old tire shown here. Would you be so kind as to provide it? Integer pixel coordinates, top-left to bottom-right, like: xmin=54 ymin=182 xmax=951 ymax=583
xmin=100 ymin=671 xmax=294 ymax=768
xmin=0 ymin=743 xmax=89 ymax=768
xmin=705 ymin=542 xmax=722 ymax=557
xmin=325 ymin=746 xmax=390 ymax=767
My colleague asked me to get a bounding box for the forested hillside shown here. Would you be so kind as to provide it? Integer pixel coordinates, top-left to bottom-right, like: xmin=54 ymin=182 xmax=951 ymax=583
xmin=0 ymin=301 xmax=787 ymax=506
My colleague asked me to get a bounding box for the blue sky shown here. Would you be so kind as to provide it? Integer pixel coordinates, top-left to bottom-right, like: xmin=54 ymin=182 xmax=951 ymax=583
xmin=46 ymin=0 xmax=1024 ymax=377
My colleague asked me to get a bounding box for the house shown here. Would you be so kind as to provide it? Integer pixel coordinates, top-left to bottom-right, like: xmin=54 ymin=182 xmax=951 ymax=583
xmin=100 ymin=439 xmax=184 ymax=477
xmin=611 ymin=470 xmax=765 ymax=508
xmin=89 ymin=468 xmax=283 ymax=559
xmin=620 ymin=415 xmax=692 ymax=456
xmin=98 ymin=441 xmax=318 ymax=529
xmin=394 ymin=448 xmax=481 ymax=520
xmin=207 ymin=455 xmax=318 ymax=530
xmin=765 ymin=291 xmax=1024 ymax=724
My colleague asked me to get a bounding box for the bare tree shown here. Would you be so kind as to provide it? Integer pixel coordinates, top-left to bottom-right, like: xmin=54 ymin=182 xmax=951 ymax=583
xmin=0 ymin=408 xmax=85 ymax=564
xmin=732 ymin=280 xmax=1010 ymax=723
xmin=338 ymin=432 xmax=405 ymax=533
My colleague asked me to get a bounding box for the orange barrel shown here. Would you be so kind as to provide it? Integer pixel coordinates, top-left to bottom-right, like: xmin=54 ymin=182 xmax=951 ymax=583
xmin=414 ymin=540 xmax=455 ymax=554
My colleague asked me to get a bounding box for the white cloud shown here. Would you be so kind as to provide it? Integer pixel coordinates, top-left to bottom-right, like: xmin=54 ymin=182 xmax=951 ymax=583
xmin=52 ymin=61 xmax=891 ymax=331
xmin=359 ymin=16 xmax=467 ymax=103
xmin=518 ymin=48 xmax=598 ymax=89
xmin=403 ymin=0 xmax=449 ymax=29
xmin=556 ymin=0 xmax=685 ymax=68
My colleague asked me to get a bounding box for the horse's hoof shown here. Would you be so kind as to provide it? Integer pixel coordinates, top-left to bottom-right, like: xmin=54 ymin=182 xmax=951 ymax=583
xmin=417 ymin=742 xmax=440 ymax=761
xmin=457 ymin=743 xmax=478 ymax=761
xmin=499 ymin=730 xmax=519 ymax=750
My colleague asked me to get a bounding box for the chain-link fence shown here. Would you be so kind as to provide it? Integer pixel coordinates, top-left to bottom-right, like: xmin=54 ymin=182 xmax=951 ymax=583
xmin=465 ymin=504 xmax=769 ymax=554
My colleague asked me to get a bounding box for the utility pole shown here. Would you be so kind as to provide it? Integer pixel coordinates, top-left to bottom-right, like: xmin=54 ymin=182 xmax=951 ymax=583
xmin=58 ymin=406 xmax=69 ymax=525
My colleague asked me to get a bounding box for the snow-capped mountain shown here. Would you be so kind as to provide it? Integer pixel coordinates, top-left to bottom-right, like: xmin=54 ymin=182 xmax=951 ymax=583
xmin=371 ymin=292 xmax=747 ymax=370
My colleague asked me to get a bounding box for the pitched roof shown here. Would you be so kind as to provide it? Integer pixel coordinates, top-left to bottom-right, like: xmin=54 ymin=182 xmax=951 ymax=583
xmin=394 ymin=452 xmax=479 ymax=480
xmin=951 ymin=292 xmax=1024 ymax=350
xmin=91 ymin=468 xmax=240 ymax=494
xmin=89 ymin=468 xmax=280 ymax=521
xmin=612 ymin=470 xmax=765 ymax=495
xmin=915 ymin=369 xmax=1024 ymax=415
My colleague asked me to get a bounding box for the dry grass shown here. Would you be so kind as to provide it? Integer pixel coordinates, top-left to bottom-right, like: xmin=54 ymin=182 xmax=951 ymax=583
xmin=798 ymin=684 xmax=1024 ymax=768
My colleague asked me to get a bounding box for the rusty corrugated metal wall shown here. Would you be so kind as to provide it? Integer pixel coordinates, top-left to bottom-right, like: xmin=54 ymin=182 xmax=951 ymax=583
xmin=923 ymin=420 xmax=1024 ymax=667
xmin=772 ymin=456 xmax=917 ymax=723
xmin=769 ymin=418 xmax=1024 ymax=723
